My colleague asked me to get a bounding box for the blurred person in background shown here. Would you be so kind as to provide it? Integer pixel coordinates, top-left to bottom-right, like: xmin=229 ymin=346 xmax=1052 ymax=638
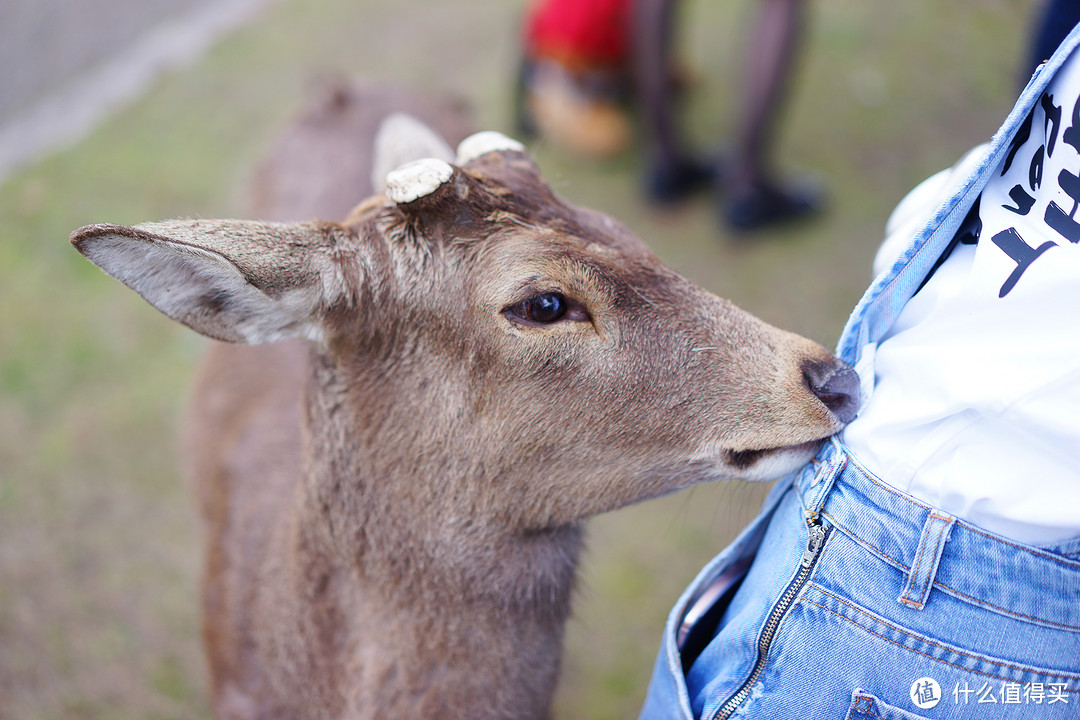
xmin=633 ymin=0 xmax=820 ymax=231
xmin=516 ymin=0 xmax=635 ymax=158
xmin=516 ymin=0 xmax=822 ymax=233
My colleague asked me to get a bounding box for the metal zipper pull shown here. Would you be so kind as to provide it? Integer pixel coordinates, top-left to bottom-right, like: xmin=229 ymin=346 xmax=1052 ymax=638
xmin=714 ymin=513 xmax=831 ymax=719
xmin=800 ymin=514 xmax=827 ymax=568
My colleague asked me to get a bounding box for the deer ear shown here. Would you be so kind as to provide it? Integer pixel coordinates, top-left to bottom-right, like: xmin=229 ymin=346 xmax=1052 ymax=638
xmin=371 ymin=113 xmax=455 ymax=195
xmin=71 ymin=219 xmax=351 ymax=346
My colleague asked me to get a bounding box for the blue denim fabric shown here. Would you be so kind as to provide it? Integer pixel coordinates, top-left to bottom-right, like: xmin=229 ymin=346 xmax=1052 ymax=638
xmin=639 ymin=24 xmax=1080 ymax=720
xmin=642 ymin=440 xmax=1080 ymax=719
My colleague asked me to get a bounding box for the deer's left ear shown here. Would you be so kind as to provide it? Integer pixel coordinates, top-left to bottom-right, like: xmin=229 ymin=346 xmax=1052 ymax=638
xmin=71 ymin=219 xmax=355 ymax=346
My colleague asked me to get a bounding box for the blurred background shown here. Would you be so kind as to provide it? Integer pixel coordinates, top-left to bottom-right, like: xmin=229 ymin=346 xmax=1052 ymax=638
xmin=0 ymin=0 xmax=1036 ymax=718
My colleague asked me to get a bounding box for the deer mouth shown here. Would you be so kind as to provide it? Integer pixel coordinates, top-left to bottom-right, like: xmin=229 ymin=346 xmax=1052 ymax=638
xmin=722 ymin=439 xmax=826 ymax=479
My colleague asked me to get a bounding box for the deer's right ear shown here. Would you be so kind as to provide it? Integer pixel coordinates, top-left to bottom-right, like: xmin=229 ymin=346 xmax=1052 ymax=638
xmin=71 ymin=219 xmax=352 ymax=346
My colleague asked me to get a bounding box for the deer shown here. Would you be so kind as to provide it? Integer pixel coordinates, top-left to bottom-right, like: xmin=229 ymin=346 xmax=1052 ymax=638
xmin=70 ymin=82 xmax=859 ymax=720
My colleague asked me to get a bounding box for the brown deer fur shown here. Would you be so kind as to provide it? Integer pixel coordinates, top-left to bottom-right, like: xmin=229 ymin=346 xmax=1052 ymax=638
xmin=71 ymin=83 xmax=857 ymax=720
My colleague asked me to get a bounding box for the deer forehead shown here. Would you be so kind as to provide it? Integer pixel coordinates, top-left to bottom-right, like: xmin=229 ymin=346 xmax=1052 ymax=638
xmin=473 ymin=231 xmax=621 ymax=293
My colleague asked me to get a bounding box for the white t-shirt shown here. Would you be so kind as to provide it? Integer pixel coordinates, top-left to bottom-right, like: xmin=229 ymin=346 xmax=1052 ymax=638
xmin=844 ymin=53 xmax=1080 ymax=548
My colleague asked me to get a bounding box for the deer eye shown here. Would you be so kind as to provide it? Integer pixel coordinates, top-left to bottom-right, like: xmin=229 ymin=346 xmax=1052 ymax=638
xmin=505 ymin=292 xmax=569 ymax=325
xmin=527 ymin=293 xmax=566 ymax=323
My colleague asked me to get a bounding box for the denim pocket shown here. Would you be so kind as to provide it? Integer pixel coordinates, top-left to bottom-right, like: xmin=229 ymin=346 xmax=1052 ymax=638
xmin=846 ymin=690 xmax=932 ymax=720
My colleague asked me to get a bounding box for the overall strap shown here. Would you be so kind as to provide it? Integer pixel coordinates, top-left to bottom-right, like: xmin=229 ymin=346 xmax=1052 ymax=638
xmin=835 ymin=24 xmax=1080 ymax=368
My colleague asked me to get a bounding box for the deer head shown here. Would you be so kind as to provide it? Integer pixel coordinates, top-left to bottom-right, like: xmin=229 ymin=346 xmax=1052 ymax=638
xmin=72 ymin=130 xmax=856 ymax=537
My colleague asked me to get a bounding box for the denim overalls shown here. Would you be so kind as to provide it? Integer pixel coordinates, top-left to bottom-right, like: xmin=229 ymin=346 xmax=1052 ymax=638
xmin=640 ymin=27 xmax=1080 ymax=720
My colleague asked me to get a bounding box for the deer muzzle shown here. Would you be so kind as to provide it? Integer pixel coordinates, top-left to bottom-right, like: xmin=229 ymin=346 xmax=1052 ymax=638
xmin=802 ymin=359 xmax=860 ymax=425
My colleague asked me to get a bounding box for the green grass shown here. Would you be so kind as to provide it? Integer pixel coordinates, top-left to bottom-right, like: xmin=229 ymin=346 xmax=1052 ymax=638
xmin=0 ymin=0 xmax=1025 ymax=717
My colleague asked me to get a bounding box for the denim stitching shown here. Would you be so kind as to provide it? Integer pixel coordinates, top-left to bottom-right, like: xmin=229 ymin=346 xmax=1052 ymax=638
xmin=803 ymin=454 xmax=847 ymax=520
xmin=806 ymin=585 xmax=1080 ymax=684
xmin=902 ymin=519 xmax=938 ymax=607
xmin=849 ymin=693 xmax=882 ymax=720
xmin=848 ymin=700 xmax=888 ymax=720
xmin=820 ymin=510 xmax=906 ymax=570
xmin=844 ymin=452 xmax=1080 ymax=570
xmin=805 ymin=596 xmax=1024 ymax=686
xmin=921 ymin=514 xmax=955 ymax=606
xmin=899 ymin=529 xmax=932 ymax=609
xmin=805 ymin=596 xmax=1080 ymax=693
xmin=960 ymin=521 xmax=1080 ymax=569
xmin=821 ymin=509 xmax=1080 ymax=631
xmin=851 ymin=706 xmax=887 ymax=720
xmin=900 ymin=514 xmax=952 ymax=609
xmin=931 ymin=580 xmax=1080 ymax=632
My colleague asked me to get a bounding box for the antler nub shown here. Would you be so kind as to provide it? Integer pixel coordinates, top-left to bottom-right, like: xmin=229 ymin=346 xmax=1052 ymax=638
xmin=385 ymin=158 xmax=454 ymax=204
xmin=455 ymin=131 xmax=525 ymax=165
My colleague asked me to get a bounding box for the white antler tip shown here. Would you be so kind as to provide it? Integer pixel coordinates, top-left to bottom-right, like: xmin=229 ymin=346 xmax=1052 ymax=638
xmin=455 ymin=131 xmax=525 ymax=165
xmin=384 ymin=158 xmax=454 ymax=204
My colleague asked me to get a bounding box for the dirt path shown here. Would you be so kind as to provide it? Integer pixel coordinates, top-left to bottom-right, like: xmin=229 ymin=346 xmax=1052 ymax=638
xmin=0 ymin=0 xmax=273 ymax=182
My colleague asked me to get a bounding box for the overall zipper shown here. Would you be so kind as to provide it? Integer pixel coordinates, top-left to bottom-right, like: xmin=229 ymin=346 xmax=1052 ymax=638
xmin=710 ymin=513 xmax=830 ymax=720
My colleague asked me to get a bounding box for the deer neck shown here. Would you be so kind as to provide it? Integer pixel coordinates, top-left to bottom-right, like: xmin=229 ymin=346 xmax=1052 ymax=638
xmin=336 ymin=576 xmax=573 ymax=720
xmin=290 ymin=354 xmax=584 ymax=719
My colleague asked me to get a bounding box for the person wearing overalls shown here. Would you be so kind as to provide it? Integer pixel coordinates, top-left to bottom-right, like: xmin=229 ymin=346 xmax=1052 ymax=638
xmin=640 ymin=23 xmax=1080 ymax=720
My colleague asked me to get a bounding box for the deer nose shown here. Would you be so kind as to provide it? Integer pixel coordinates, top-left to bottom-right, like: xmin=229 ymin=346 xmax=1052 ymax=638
xmin=803 ymin=360 xmax=860 ymax=424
